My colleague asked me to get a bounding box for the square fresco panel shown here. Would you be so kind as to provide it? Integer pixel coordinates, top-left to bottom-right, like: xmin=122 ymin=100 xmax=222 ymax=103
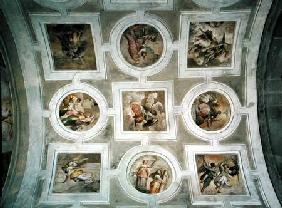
xmin=188 ymin=21 xmax=236 ymax=68
xmin=122 ymin=90 xmax=167 ymax=131
xmin=52 ymin=153 xmax=101 ymax=193
xmin=46 ymin=24 xmax=96 ymax=70
xmin=195 ymin=154 xmax=246 ymax=195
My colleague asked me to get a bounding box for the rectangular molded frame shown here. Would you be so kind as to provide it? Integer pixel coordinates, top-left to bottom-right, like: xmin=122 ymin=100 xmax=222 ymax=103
xmin=112 ymin=81 xmax=176 ymax=141
xmin=103 ymin=0 xmax=174 ymax=10
xmin=179 ymin=11 xmax=250 ymax=78
xmin=184 ymin=145 xmax=261 ymax=206
xmin=39 ymin=143 xmax=110 ymax=205
xmin=30 ymin=13 xmax=106 ymax=80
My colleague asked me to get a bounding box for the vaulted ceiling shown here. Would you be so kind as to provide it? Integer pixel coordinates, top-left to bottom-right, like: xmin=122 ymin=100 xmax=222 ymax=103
xmin=1 ymin=0 xmax=281 ymax=208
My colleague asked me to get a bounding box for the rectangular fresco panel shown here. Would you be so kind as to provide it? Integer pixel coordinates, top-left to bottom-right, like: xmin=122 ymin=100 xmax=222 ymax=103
xmin=52 ymin=153 xmax=101 ymax=193
xmin=188 ymin=21 xmax=236 ymax=68
xmin=195 ymin=154 xmax=246 ymax=195
xmin=122 ymin=90 xmax=167 ymax=131
xmin=46 ymin=24 xmax=96 ymax=70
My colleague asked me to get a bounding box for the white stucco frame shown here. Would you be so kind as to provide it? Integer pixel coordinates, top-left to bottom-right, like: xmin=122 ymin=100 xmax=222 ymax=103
xmin=103 ymin=0 xmax=174 ymax=11
xmin=33 ymin=0 xmax=87 ymax=14
xmin=191 ymin=0 xmax=241 ymax=8
xmin=181 ymin=81 xmax=241 ymax=141
xmin=49 ymin=82 xmax=108 ymax=141
xmin=110 ymin=11 xmax=173 ymax=78
xmin=179 ymin=11 xmax=250 ymax=78
xmin=117 ymin=145 xmax=182 ymax=204
xmin=39 ymin=143 xmax=110 ymax=205
xmin=30 ymin=13 xmax=106 ymax=80
xmin=184 ymin=145 xmax=260 ymax=206
xmin=112 ymin=81 xmax=176 ymax=141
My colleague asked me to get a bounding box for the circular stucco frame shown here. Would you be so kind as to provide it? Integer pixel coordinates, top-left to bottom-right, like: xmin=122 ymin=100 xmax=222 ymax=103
xmin=181 ymin=82 xmax=241 ymax=141
xmin=117 ymin=145 xmax=182 ymax=204
xmin=110 ymin=12 xmax=173 ymax=78
xmin=49 ymin=82 xmax=108 ymax=141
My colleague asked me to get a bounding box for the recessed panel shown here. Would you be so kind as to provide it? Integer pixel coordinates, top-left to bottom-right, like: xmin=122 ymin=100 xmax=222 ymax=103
xmin=53 ymin=153 xmax=101 ymax=193
xmin=191 ymin=91 xmax=231 ymax=131
xmin=117 ymin=145 xmax=182 ymax=203
xmin=128 ymin=154 xmax=172 ymax=194
xmin=30 ymin=14 xmax=106 ymax=80
xmin=49 ymin=82 xmax=108 ymax=141
xmin=185 ymin=145 xmax=261 ymax=206
xmin=59 ymin=92 xmax=100 ymax=132
xmin=195 ymin=154 xmax=246 ymax=195
xmin=120 ymin=24 xmax=163 ymax=68
xmin=110 ymin=12 xmax=173 ymax=78
xmin=122 ymin=90 xmax=166 ymax=132
xmin=40 ymin=143 xmax=110 ymax=203
xmin=46 ymin=24 xmax=96 ymax=70
xmin=179 ymin=12 xmax=250 ymax=77
xmin=112 ymin=81 xmax=176 ymax=141
xmin=181 ymin=82 xmax=241 ymax=141
xmin=188 ymin=21 xmax=236 ymax=68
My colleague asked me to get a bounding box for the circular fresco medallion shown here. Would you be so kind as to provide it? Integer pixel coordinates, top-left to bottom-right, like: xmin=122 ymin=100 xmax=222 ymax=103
xmin=59 ymin=92 xmax=100 ymax=131
xmin=120 ymin=24 xmax=164 ymax=68
xmin=191 ymin=91 xmax=231 ymax=131
xmin=128 ymin=154 xmax=172 ymax=195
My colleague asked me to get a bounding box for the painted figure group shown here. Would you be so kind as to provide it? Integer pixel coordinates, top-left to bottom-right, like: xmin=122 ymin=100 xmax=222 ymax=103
xmin=59 ymin=94 xmax=99 ymax=131
xmin=48 ymin=24 xmax=91 ymax=63
xmin=47 ymin=23 xmax=97 ymax=70
xmin=193 ymin=91 xmax=231 ymax=131
xmin=124 ymin=91 xmax=166 ymax=131
xmin=188 ymin=22 xmax=234 ymax=67
xmin=121 ymin=24 xmax=163 ymax=67
xmin=198 ymin=156 xmax=240 ymax=194
xmin=132 ymin=93 xmax=165 ymax=131
xmin=194 ymin=93 xmax=222 ymax=128
xmin=135 ymin=160 xmax=169 ymax=194
xmin=61 ymin=157 xmax=94 ymax=184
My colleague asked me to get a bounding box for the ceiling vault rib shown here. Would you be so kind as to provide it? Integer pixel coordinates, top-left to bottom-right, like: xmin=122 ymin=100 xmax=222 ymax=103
xmin=1 ymin=0 xmax=45 ymax=207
